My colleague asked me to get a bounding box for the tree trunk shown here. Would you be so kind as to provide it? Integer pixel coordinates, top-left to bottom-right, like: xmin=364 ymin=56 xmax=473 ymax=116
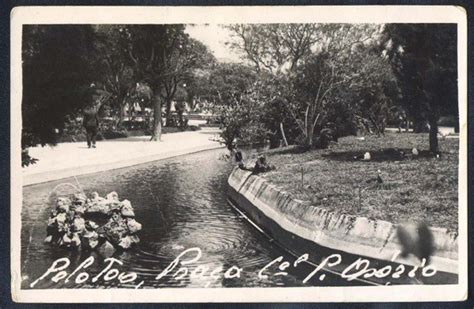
xmin=150 ymin=95 xmax=162 ymax=141
xmin=302 ymin=118 xmax=317 ymax=149
xmin=165 ymin=97 xmax=173 ymax=127
xmin=307 ymin=134 xmax=313 ymax=149
xmin=429 ymin=118 xmax=439 ymax=153
xmin=306 ymin=123 xmax=314 ymax=149
xmin=280 ymin=122 xmax=289 ymax=147
xmin=117 ymin=101 xmax=126 ymax=128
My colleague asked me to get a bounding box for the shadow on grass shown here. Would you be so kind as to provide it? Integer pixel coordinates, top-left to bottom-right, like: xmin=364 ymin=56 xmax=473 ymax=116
xmin=263 ymin=145 xmax=308 ymax=156
xmin=323 ymin=148 xmax=435 ymax=162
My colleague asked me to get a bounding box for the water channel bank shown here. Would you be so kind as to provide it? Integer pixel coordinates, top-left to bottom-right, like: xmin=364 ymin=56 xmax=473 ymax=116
xmin=227 ymin=167 xmax=458 ymax=284
xmin=23 ymin=127 xmax=224 ymax=186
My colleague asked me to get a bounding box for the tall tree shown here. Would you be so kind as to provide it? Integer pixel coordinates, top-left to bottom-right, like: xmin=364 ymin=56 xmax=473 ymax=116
xmin=227 ymin=24 xmax=322 ymax=74
xmin=22 ymin=25 xmax=97 ymax=149
xmin=160 ymin=36 xmax=216 ymax=126
xmin=227 ymin=23 xmax=390 ymax=148
xmin=227 ymin=23 xmax=382 ymax=74
xmin=123 ymin=25 xmax=187 ymax=141
xmin=93 ymin=25 xmax=135 ymax=127
xmin=343 ymin=44 xmax=397 ymax=136
xmin=205 ymin=63 xmax=266 ymax=149
xmin=183 ymin=68 xmax=211 ymax=110
xmin=383 ymin=24 xmax=458 ymax=152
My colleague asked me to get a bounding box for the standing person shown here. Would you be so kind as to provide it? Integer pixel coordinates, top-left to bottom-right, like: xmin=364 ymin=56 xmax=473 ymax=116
xmin=234 ymin=149 xmax=245 ymax=169
xmin=83 ymin=102 xmax=100 ymax=148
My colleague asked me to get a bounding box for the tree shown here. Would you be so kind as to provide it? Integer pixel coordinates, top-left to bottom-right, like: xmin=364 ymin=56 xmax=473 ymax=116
xmin=174 ymin=87 xmax=188 ymax=129
xmin=227 ymin=23 xmax=382 ymax=75
xmin=160 ymin=36 xmax=216 ymax=126
xmin=123 ymin=25 xmax=187 ymax=141
xmin=383 ymin=24 xmax=458 ymax=152
xmin=284 ymin=52 xmax=344 ymax=148
xmin=22 ymin=25 xmax=97 ymax=149
xmin=128 ymin=81 xmax=154 ymax=129
xmin=183 ymin=69 xmax=211 ymax=111
xmin=342 ymin=45 xmax=397 ymax=136
xmin=206 ymin=63 xmax=266 ymax=149
xmin=227 ymin=24 xmax=322 ymax=74
xmin=281 ymin=26 xmax=392 ymax=147
xmin=227 ymin=23 xmax=391 ymax=149
xmin=93 ymin=25 xmax=135 ymax=127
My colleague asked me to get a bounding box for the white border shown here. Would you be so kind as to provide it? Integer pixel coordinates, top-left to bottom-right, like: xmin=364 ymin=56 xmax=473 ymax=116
xmin=11 ymin=5 xmax=468 ymax=303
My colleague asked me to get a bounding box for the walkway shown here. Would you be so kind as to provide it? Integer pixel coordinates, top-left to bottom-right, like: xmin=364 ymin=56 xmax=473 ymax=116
xmin=385 ymin=126 xmax=459 ymax=138
xmin=23 ymin=127 xmax=224 ymax=186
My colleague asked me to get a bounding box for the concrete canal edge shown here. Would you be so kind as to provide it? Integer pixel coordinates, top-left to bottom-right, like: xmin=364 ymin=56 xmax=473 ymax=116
xmin=227 ymin=167 xmax=458 ymax=276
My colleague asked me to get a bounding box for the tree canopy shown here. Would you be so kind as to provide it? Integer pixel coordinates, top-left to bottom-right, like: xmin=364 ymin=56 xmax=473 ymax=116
xmin=21 ymin=23 xmax=458 ymax=157
xmin=22 ymin=25 xmax=98 ymax=148
xmin=383 ymin=24 xmax=458 ymax=152
xmin=225 ymin=23 xmax=395 ymax=149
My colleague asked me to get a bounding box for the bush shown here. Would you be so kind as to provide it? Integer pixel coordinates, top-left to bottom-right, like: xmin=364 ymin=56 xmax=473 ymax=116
xmin=55 ymin=115 xmax=201 ymax=144
xmin=100 ymin=130 xmax=128 ymax=139
xmin=22 ymin=149 xmax=38 ymax=167
xmin=437 ymin=115 xmax=457 ymax=127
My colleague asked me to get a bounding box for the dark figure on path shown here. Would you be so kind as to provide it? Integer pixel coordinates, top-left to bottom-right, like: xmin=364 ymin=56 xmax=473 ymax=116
xmin=83 ymin=103 xmax=100 ymax=148
xmin=234 ymin=149 xmax=245 ymax=169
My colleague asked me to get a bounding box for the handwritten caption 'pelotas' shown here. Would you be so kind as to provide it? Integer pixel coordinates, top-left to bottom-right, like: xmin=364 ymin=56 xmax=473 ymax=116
xmin=30 ymin=247 xmax=437 ymax=288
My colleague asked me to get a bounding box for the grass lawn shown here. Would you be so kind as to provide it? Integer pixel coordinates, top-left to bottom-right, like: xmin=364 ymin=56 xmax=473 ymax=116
xmin=259 ymin=133 xmax=459 ymax=232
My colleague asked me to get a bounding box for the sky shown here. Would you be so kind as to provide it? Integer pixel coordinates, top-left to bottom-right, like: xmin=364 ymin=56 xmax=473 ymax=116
xmin=185 ymin=24 xmax=241 ymax=63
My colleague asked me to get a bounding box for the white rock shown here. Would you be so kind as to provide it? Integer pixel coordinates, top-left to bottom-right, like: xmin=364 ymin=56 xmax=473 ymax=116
xmin=363 ymin=152 xmax=371 ymax=160
xmin=106 ymin=191 xmax=119 ymax=201
xmin=412 ymin=148 xmax=419 ymax=156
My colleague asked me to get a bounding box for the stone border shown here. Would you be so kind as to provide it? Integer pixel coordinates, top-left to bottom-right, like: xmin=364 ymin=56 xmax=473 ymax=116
xmin=228 ymin=167 xmax=458 ymax=275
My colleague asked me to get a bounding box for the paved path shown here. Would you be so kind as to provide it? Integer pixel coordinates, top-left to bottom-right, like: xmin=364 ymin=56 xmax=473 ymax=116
xmin=23 ymin=127 xmax=224 ymax=186
xmin=385 ymin=126 xmax=458 ymax=137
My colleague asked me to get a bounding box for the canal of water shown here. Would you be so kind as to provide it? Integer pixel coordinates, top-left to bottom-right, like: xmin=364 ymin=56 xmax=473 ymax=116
xmin=21 ymin=147 xmax=367 ymax=289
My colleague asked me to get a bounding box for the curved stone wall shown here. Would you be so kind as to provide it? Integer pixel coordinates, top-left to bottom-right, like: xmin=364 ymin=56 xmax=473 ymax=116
xmin=228 ymin=167 xmax=458 ymax=275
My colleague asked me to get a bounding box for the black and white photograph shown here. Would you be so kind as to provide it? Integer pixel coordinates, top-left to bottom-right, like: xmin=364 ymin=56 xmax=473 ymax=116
xmin=10 ymin=6 xmax=467 ymax=303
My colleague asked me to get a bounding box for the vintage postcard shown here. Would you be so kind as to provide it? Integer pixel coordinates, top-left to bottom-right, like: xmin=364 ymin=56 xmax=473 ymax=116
xmin=11 ymin=5 xmax=467 ymax=303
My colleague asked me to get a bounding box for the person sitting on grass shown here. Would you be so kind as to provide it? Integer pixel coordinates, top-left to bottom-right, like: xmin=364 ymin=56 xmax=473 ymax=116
xmin=252 ymin=155 xmax=275 ymax=175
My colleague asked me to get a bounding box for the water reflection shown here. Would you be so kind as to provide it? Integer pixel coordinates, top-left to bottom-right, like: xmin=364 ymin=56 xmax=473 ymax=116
xmin=22 ymin=147 xmax=354 ymax=289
